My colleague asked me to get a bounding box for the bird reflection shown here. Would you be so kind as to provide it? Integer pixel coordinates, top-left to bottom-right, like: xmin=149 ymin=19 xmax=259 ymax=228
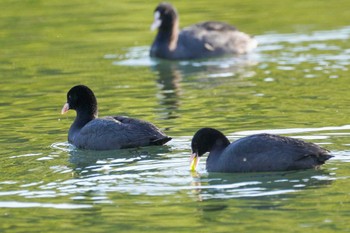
xmin=152 ymin=61 xmax=182 ymax=120
xmin=151 ymin=55 xmax=258 ymax=120
xmin=68 ymin=146 xmax=171 ymax=175
xmin=188 ymin=169 xmax=334 ymax=223
xmin=189 ymin=169 xmax=334 ymax=204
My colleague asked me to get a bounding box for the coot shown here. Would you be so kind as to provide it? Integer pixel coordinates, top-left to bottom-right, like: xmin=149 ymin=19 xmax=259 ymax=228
xmin=190 ymin=128 xmax=332 ymax=173
xmin=61 ymin=85 xmax=171 ymax=150
xmin=150 ymin=2 xmax=257 ymax=60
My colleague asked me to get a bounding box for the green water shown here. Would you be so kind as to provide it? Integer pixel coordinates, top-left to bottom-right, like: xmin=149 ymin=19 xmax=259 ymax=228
xmin=1 ymin=0 xmax=350 ymax=232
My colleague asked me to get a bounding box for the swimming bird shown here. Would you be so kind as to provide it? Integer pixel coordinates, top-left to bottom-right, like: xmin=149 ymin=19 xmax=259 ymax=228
xmin=190 ymin=128 xmax=332 ymax=173
xmin=150 ymin=2 xmax=257 ymax=60
xmin=61 ymin=85 xmax=171 ymax=150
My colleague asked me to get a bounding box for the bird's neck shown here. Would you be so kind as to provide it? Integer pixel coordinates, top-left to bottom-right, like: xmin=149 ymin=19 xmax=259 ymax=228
xmin=68 ymin=110 xmax=96 ymax=143
xmin=73 ymin=108 xmax=97 ymax=129
xmin=157 ymin=20 xmax=179 ymax=51
xmin=206 ymin=137 xmax=230 ymax=171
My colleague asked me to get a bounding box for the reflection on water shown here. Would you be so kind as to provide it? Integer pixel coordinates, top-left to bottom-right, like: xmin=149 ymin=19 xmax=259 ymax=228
xmin=111 ymin=47 xmax=258 ymax=120
xmin=0 ymin=201 xmax=92 ymax=209
xmin=152 ymin=62 xmax=183 ymax=120
xmin=68 ymin=145 xmax=171 ymax=173
xmin=190 ymin=170 xmax=334 ymax=201
xmin=257 ymin=26 xmax=350 ymax=45
xmin=109 ymin=26 xmax=350 ymax=128
xmin=151 ymin=56 xmax=259 ymax=120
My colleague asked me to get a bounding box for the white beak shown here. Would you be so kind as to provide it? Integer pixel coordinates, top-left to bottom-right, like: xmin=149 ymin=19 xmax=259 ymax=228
xmin=61 ymin=103 xmax=69 ymax=114
xmin=151 ymin=11 xmax=162 ymax=31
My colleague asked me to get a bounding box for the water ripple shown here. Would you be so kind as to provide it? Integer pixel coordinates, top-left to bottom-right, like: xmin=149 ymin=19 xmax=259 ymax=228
xmin=0 ymin=201 xmax=92 ymax=209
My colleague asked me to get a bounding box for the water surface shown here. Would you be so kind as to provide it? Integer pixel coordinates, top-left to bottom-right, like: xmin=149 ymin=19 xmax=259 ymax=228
xmin=1 ymin=0 xmax=350 ymax=232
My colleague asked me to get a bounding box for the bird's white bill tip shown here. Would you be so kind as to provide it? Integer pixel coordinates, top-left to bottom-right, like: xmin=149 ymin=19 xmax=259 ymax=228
xmin=61 ymin=103 xmax=69 ymax=114
xmin=150 ymin=11 xmax=162 ymax=31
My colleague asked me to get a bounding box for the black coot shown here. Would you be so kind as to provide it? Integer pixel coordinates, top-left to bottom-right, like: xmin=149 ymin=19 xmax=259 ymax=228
xmin=150 ymin=2 xmax=257 ymax=60
xmin=61 ymin=85 xmax=171 ymax=150
xmin=190 ymin=128 xmax=332 ymax=173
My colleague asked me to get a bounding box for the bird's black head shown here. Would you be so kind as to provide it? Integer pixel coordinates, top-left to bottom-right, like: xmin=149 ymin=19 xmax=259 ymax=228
xmin=151 ymin=2 xmax=178 ymax=31
xmin=62 ymin=85 xmax=98 ymax=117
xmin=191 ymin=128 xmax=230 ymax=157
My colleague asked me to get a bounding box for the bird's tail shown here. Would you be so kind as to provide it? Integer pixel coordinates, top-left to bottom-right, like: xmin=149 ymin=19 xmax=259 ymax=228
xmin=151 ymin=136 xmax=172 ymax=145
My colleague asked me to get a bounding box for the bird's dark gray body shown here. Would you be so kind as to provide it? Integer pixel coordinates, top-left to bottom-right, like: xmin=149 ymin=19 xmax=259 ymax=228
xmin=69 ymin=116 xmax=170 ymax=150
xmin=206 ymin=133 xmax=331 ymax=172
xmin=191 ymin=128 xmax=332 ymax=173
xmin=150 ymin=3 xmax=257 ymax=60
xmin=63 ymin=85 xmax=171 ymax=151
